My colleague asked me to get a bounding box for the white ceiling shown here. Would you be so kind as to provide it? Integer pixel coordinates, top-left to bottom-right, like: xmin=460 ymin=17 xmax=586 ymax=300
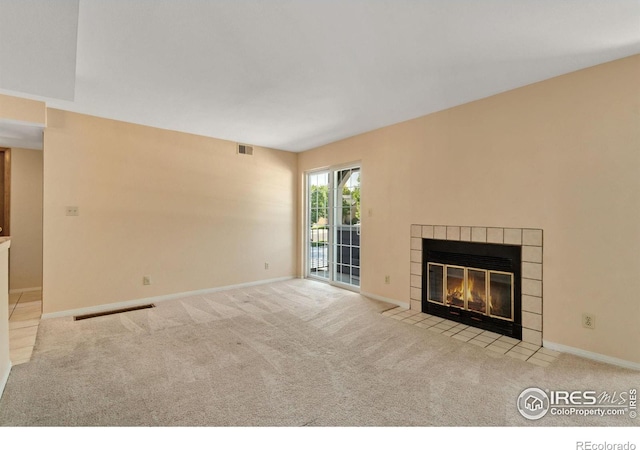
xmin=1 ymin=0 xmax=639 ymax=152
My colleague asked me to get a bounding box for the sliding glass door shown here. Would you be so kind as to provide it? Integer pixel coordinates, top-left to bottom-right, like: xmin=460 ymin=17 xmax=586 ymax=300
xmin=307 ymin=164 xmax=361 ymax=288
xmin=308 ymin=171 xmax=330 ymax=281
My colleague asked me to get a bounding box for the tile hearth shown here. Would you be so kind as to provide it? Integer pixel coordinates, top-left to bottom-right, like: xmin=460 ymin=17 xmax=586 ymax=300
xmin=381 ymin=306 xmax=558 ymax=367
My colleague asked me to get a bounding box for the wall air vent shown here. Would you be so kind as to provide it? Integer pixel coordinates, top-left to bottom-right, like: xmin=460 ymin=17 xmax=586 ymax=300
xmin=237 ymin=144 xmax=254 ymax=155
xmin=74 ymin=304 xmax=155 ymax=321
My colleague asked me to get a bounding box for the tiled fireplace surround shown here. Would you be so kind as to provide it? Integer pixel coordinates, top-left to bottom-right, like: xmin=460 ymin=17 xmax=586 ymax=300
xmin=410 ymin=225 xmax=543 ymax=347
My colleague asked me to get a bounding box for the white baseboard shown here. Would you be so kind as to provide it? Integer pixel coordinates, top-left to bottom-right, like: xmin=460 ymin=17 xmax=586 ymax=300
xmin=543 ymin=340 xmax=640 ymax=371
xmin=41 ymin=276 xmax=295 ymax=320
xmin=361 ymin=291 xmax=410 ymax=309
xmin=0 ymin=361 xmax=11 ymax=400
xmin=9 ymin=286 xmax=41 ymax=294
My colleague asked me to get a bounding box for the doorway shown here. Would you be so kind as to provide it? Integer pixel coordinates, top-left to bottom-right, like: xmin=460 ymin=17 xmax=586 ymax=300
xmin=0 ymin=148 xmax=11 ymax=237
xmin=307 ymin=164 xmax=361 ymax=289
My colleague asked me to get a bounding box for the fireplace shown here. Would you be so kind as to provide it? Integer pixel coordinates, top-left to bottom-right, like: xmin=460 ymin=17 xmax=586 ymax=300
xmin=410 ymin=225 xmax=543 ymax=347
xmin=422 ymin=239 xmax=522 ymax=339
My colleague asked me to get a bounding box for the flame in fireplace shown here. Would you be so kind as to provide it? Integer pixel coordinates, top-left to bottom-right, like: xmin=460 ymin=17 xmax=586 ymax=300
xmin=446 ymin=272 xmax=465 ymax=307
xmin=447 ymin=286 xmax=464 ymax=301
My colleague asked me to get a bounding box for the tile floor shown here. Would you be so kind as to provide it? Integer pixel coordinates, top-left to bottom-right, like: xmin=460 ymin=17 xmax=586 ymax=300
xmin=381 ymin=306 xmax=559 ymax=367
xmin=7 ymin=290 xmax=42 ymax=365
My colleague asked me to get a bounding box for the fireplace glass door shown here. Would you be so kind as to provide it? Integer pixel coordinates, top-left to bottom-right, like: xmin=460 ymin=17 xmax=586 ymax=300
xmin=427 ymin=264 xmax=444 ymax=304
xmin=489 ymin=272 xmax=514 ymax=320
xmin=467 ymin=269 xmax=487 ymax=314
xmin=427 ymin=263 xmax=514 ymax=322
xmin=446 ymin=266 xmax=465 ymax=308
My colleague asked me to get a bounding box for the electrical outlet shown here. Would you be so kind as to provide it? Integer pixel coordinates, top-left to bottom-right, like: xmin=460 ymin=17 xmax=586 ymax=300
xmin=143 ymin=276 xmax=151 ymax=286
xmin=65 ymin=206 xmax=79 ymax=216
xmin=265 ymin=262 xmax=269 ymax=270
xmin=384 ymin=275 xmax=390 ymax=284
xmin=582 ymin=313 xmax=595 ymax=329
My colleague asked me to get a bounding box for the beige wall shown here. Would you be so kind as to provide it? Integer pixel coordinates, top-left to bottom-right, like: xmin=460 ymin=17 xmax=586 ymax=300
xmin=298 ymin=55 xmax=640 ymax=364
xmin=9 ymin=148 xmax=43 ymax=290
xmin=43 ymin=110 xmax=297 ymax=314
xmin=0 ymin=94 xmax=45 ymax=124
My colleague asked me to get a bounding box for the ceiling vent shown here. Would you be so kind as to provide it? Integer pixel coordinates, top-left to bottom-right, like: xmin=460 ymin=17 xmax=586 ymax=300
xmin=237 ymin=144 xmax=253 ymax=155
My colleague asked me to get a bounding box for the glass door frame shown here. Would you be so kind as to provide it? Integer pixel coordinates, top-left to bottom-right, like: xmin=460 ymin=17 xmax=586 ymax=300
xmin=305 ymin=162 xmax=361 ymax=292
xmin=306 ymin=169 xmax=333 ymax=284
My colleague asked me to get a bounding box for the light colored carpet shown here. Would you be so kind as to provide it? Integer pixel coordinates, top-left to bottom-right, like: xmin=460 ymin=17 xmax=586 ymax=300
xmin=0 ymin=279 xmax=637 ymax=426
